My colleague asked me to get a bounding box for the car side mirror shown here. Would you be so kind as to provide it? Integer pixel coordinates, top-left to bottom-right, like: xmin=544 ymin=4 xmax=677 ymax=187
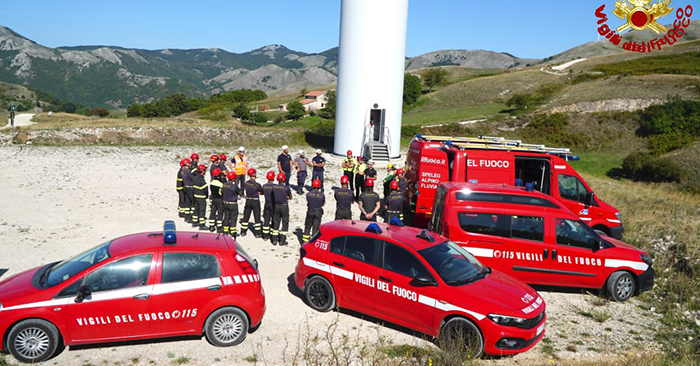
xmin=75 ymin=285 xmax=91 ymax=303
xmin=586 ymin=192 xmax=596 ymax=206
xmin=410 ymin=275 xmax=436 ymax=287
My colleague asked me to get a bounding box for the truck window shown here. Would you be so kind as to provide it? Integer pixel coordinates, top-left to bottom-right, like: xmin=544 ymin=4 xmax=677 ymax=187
xmin=430 ymin=188 xmax=447 ymax=231
xmin=515 ymin=158 xmax=551 ymax=195
xmin=458 ymin=213 xmax=501 ymax=237
xmin=556 ymin=219 xmax=599 ymax=250
xmin=509 ymin=216 xmax=544 ymax=242
xmin=558 ymin=174 xmax=589 ymax=204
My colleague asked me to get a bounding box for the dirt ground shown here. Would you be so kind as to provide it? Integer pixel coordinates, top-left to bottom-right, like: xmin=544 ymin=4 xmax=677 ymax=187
xmin=0 ymin=146 xmax=662 ymax=366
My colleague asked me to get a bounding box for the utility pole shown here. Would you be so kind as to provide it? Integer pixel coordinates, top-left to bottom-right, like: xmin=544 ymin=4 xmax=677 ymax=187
xmin=10 ymin=104 xmax=15 ymax=140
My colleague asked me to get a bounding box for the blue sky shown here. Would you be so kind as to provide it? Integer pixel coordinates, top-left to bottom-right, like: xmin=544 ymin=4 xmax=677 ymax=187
xmin=0 ymin=0 xmax=697 ymax=58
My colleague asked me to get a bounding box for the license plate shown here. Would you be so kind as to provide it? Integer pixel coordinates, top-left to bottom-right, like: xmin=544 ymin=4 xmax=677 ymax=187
xmin=537 ymin=323 xmax=545 ymax=335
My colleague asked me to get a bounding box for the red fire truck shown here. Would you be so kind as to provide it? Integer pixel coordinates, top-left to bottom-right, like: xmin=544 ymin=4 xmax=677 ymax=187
xmin=404 ymin=135 xmax=623 ymax=238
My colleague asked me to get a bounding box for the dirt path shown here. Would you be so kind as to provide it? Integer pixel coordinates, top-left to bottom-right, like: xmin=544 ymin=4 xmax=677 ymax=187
xmin=2 ymin=113 xmax=35 ymax=129
xmin=0 ymin=146 xmax=661 ymax=366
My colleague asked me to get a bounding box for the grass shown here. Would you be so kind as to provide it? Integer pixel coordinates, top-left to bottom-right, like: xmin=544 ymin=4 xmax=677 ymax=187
xmin=574 ymin=305 xmax=610 ymax=323
xmin=592 ymin=51 xmax=700 ymax=76
xmin=243 ymin=354 xmax=259 ymax=363
xmin=172 ymin=357 xmax=189 ymax=365
xmin=569 ymin=151 xmax=628 ymax=178
xmin=402 ymin=103 xmax=508 ymax=126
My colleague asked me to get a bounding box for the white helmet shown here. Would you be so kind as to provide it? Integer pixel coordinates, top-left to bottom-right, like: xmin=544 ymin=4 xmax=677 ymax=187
xmin=282 ymin=145 xmax=289 ymax=151
xmin=299 ymin=150 xmax=305 ymax=156
xmin=238 ymin=146 xmax=245 ymax=152
xmin=368 ymin=160 xmax=375 ymax=165
xmin=315 ymin=149 xmax=322 ymax=154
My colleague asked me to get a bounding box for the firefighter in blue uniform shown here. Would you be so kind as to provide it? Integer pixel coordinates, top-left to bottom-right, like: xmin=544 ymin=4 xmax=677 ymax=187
xmin=181 ymin=158 xmax=195 ymax=224
xmin=240 ymin=168 xmax=264 ymax=237
xmin=302 ymin=179 xmax=325 ymax=242
xmin=177 ymin=159 xmax=187 ymax=218
xmin=192 ymin=164 xmax=209 ymax=230
xmin=262 ymin=171 xmax=276 ymax=241
xmin=271 ymin=173 xmax=292 ymax=246
xmin=222 ymin=172 xmax=241 ymax=237
xmin=208 ymin=168 xmax=225 ymax=233
xmin=334 ymin=175 xmax=354 ymax=220
xmin=385 ymin=180 xmax=404 ymax=223
xmin=358 ymin=178 xmax=381 ymax=222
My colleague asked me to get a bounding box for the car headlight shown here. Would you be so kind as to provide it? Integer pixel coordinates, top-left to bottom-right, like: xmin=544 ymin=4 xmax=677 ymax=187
xmin=488 ymin=314 xmax=527 ymax=327
xmin=640 ymin=253 xmax=652 ymax=266
xmin=615 ymin=212 xmax=622 ymax=223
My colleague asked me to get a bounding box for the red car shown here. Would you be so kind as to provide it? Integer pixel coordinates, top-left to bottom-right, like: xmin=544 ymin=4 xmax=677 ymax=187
xmin=294 ymin=220 xmax=546 ymax=357
xmin=429 ymin=183 xmax=654 ymax=302
xmin=0 ymin=221 xmax=265 ymax=364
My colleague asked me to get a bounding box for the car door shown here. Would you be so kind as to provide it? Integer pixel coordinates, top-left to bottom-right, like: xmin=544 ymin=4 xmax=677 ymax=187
xmin=453 ymin=211 xmax=505 ymax=269
xmin=501 ymin=213 xmax=551 ymax=285
xmin=64 ymin=254 xmax=155 ymax=343
xmin=555 ymin=173 xmax=596 ymax=223
xmin=148 ymin=251 xmax=225 ymax=336
xmin=326 ymin=235 xmax=381 ymax=317
xmin=548 ymin=218 xmax=606 ymax=287
xmin=374 ymin=241 xmax=437 ymax=334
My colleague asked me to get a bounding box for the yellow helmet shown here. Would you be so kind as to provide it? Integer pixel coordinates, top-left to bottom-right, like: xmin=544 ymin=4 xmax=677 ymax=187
xmin=387 ymin=163 xmax=393 ymax=169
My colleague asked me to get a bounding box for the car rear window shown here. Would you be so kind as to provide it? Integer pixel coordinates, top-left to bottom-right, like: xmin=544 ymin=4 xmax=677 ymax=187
xmin=510 ymin=216 xmax=544 ymax=242
xmin=341 ymin=236 xmax=380 ymax=265
xmin=455 ymin=192 xmax=559 ymax=209
xmin=458 ymin=213 xmax=500 ymax=236
xmin=161 ymin=253 xmax=221 ymax=283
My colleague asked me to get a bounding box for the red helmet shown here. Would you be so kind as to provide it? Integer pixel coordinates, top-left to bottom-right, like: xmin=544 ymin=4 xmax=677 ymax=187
xmin=312 ymin=179 xmax=322 ymax=188
xmin=340 ymin=175 xmax=349 ymax=184
xmin=190 ymin=153 xmax=199 ymax=161
xmin=277 ymin=173 xmax=286 ymax=182
xmin=210 ymin=154 xmax=218 ymax=162
xmin=247 ymin=168 xmax=257 ymax=177
xmin=390 ymin=181 xmax=399 ymax=190
xmin=396 ymin=168 xmax=405 ymax=175
xmin=227 ymin=172 xmax=237 ymax=181
xmin=182 ymin=158 xmax=191 ymax=166
xmin=346 ymin=150 xmax=352 ymax=156
xmin=212 ymin=168 xmax=222 ymax=177
xmin=357 ymin=156 xmax=363 ymax=160
xmin=197 ymin=164 xmax=207 ymax=173
xmin=266 ymin=171 xmax=276 ymax=181
xmin=219 ymin=154 xmax=227 ymax=161
xmin=365 ymin=178 xmax=374 ymax=187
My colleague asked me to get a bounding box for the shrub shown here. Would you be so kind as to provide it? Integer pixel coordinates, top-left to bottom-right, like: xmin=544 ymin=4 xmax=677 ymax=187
xmin=622 ymin=152 xmax=654 ymax=178
xmin=648 ymin=132 xmax=696 ymax=155
xmin=89 ymin=107 xmax=109 ymax=117
xmin=250 ymin=112 xmax=268 ymax=123
xmin=232 ymin=104 xmax=251 ymax=121
xmin=286 ymin=101 xmax=305 ymax=121
xmin=401 ymin=125 xmax=421 ymax=138
xmin=621 ymin=152 xmax=684 ymax=183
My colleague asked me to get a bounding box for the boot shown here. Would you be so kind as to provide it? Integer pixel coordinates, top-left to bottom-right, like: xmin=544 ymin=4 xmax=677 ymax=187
xmin=199 ymin=225 xmax=209 ymax=231
xmin=240 ymin=230 xmax=247 ymax=237
xmin=271 ymin=236 xmax=278 ymax=246
xmin=262 ymin=233 xmax=269 ymax=241
xmin=185 ymin=215 xmax=192 ymax=223
xmin=210 ymin=226 xmax=216 ymax=233
xmin=279 ymin=236 xmax=288 ymax=246
xmin=179 ymin=212 xmax=185 ymax=218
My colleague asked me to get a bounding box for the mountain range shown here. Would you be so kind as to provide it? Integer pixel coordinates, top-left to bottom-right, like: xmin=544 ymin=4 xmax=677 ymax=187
xmin=0 ymin=21 xmax=698 ymax=109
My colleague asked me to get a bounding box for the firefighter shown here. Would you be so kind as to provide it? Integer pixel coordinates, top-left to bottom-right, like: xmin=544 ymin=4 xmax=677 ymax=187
xmin=190 ymin=153 xmax=200 ymax=173
xmin=218 ymin=154 xmax=228 ymax=174
xmin=342 ymin=150 xmax=355 ymax=193
xmin=358 ymin=178 xmax=381 ymax=222
xmin=240 ymin=168 xmax=264 ymax=237
xmin=385 ymin=180 xmax=404 ymax=224
xmin=302 ymin=179 xmax=325 ymax=242
xmin=230 ymin=147 xmax=248 ymax=191
xmin=311 ymin=149 xmax=326 ymax=190
xmin=181 ymin=158 xmax=195 ymax=223
xmin=353 ymin=156 xmax=366 ymax=201
xmin=277 ymin=145 xmax=293 ymax=187
xmin=209 ymin=154 xmax=220 ymax=178
xmin=176 ymin=159 xmax=187 ymax=218
xmin=382 ymin=163 xmax=396 ymax=198
xmin=208 ymin=168 xmax=225 ymax=233
xmin=396 ymin=168 xmax=408 ymax=193
xmin=365 ymin=160 xmax=378 ymax=181
xmin=222 ymin=172 xmax=241 ymax=237
xmin=193 ymin=164 xmax=209 ymax=230
xmin=334 ymin=175 xmax=354 ymax=220
xmin=294 ymin=150 xmax=309 ymax=195
xmin=271 ymin=173 xmax=292 ymax=246
xmin=262 ymin=171 xmax=276 ymax=241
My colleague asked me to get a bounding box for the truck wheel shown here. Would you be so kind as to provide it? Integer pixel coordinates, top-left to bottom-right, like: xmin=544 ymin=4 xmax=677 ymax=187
xmin=204 ymin=307 xmax=249 ymax=347
xmin=7 ymin=319 xmax=62 ymax=363
xmin=304 ymin=276 xmax=336 ymax=312
xmin=606 ymin=271 xmax=635 ymax=302
xmin=439 ymin=317 xmax=484 ymax=358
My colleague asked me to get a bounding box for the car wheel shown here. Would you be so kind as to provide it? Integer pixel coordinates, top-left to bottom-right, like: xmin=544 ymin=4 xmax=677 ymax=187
xmin=606 ymin=271 xmax=635 ymax=302
xmin=439 ymin=317 xmax=484 ymax=359
xmin=7 ymin=319 xmax=62 ymax=363
xmin=304 ymin=276 xmax=336 ymax=312
xmin=204 ymin=307 xmax=249 ymax=347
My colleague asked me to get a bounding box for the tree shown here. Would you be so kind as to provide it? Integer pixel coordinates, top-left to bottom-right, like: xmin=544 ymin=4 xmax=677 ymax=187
xmin=403 ymin=74 xmax=422 ymax=105
xmin=319 ymin=90 xmax=336 ymax=119
xmin=62 ymin=102 xmax=77 ymax=114
xmin=233 ymin=103 xmax=251 ymax=121
xmin=251 ymin=112 xmax=268 ymax=123
xmin=299 ymin=88 xmax=308 ymax=98
xmin=89 ymin=107 xmax=109 ymax=117
xmin=286 ymin=101 xmax=306 ymax=120
xmin=422 ymin=68 xmax=449 ymax=92
xmin=127 ymin=103 xmax=141 ymax=117
xmin=506 ymin=94 xmax=533 ymax=110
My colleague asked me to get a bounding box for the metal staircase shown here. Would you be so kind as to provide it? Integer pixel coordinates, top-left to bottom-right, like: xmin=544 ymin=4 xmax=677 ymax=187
xmin=369 ymin=141 xmax=390 ymax=162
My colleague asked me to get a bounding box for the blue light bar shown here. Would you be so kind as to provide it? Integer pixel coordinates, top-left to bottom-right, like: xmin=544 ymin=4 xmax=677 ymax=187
xmin=365 ymin=223 xmax=383 ymax=234
xmin=569 ymin=155 xmax=580 ymax=161
xmin=389 ymin=217 xmax=404 ymax=227
xmin=416 ymin=133 xmax=423 ymax=139
xmin=525 ymin=183 xmax=534 ymax=192
xmin=445 ymin=140 xmax=453 ymax=147
xmin=163 ymin=220 xmax=177 ymax=245
xmin=515 ymin=178 xmax=523 ymax=187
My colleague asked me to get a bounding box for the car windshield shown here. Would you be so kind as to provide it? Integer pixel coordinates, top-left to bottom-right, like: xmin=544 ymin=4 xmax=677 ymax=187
xmin=418 ymin=241 xmax=489 ymax=286
xmin=44 ymin=241 xmax=111 ymax=287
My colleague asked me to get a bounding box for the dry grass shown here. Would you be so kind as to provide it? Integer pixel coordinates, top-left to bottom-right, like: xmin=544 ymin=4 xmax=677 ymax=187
xmin=28 ymin=113 xmax=245 ymax=130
